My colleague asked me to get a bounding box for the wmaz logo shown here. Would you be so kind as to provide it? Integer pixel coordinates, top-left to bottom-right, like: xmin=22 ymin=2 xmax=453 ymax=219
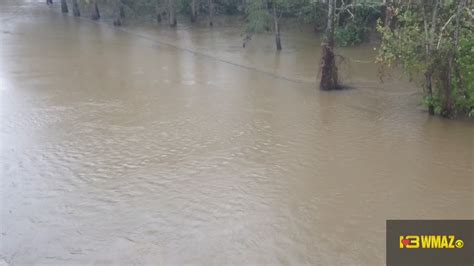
xmin=400 ymin=235 xmax=464 ymax=249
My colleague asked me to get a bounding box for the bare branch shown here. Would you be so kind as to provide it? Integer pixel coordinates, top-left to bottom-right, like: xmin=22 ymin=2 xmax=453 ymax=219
xmin=436 ymin=14 xmax=456 ymax=49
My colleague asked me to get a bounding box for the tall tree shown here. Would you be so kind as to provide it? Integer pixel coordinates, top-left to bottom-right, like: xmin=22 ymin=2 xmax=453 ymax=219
xmin=156 ymin=0 xmax=165 ymax=22
xmin=61 ymin=0 xmax=68 ymax=13
xmin=422 ymin=0 xmax=440 ymax=115
xmin=383 ymin=0 xmax=395 ymax=29
xmin=113 ymin=0 xmax=124 ymax=26
xmin=271 ymin=0 xmax=281 ymax=50
xmin=243 ymin=0 xmax=283 ymax=51
xmin=377 ymin=0 xmax=473 ymax=117
xmin=452 ymin=0 xmax=468 ymax=102
xmin=169 ymin=0 xmax=177 ymax=26
xmin=190 ymin=0 xmax=198 ymax=22
xmin=208 ymin=0 xmax=214 ymax=26
xmin=319 ymin=0 xmax=339 ymax=90
xmin=90 ymin=0 xmax=100 ymax=20
xmin=72 ymin=0 xmax=80 ymax=16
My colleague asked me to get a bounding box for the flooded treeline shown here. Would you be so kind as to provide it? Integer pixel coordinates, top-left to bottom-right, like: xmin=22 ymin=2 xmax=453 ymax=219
xmin=376 ymin=0 xmax=473 ymax=118
xmin=49 ymin=0 xmax=472 ymax=118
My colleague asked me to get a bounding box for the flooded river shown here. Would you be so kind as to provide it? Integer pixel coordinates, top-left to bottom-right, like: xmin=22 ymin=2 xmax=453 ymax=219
xmin=1 ymin=0 xmax=473 ymax=265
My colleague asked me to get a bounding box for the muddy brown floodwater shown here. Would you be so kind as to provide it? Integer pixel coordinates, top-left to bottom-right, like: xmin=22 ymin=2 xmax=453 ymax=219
xmin=0 ymin=0 xmax=473 ymax=265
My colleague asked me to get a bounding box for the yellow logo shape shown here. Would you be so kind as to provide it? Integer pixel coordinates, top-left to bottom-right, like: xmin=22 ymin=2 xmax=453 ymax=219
xmin=455 ymin=239 xmax=464 ymax=248
xmin=400 ymin=235 xmax=463 ymax=249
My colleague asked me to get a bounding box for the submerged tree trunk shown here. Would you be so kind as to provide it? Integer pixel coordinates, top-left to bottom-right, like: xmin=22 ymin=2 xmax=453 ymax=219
xmin=425 ymin=72 xmax=435 ymax=115
xmin=72 ymin=0 xmax=80 ymax=16
xmin=120 ymin=4 xmax=125 ymax=19
xmin=156 ymin=0 xmax=163 ymax=22
xmin=272 ymin=1 xmax=281 ymax=51
xmin=441 ymin=64 xmax=453 ymax=117
xmin=208 ymin=0 xmax=213 ymax=26
xmin=46 ymin=0 xmax=53 ymax=6
xmin=113 ymin=0 xmax=124 ymax=26
xmin=441 ymin=0 xmax=467 ymax=117
xmin=90 ymin=0 xmax=100 ymax=20
xmin=169 ymin=0 xmax=177 ymax=26
xmin=422 ymin=0 xmax=440 ymax=115
xmin=61 ymin=0 xmax=68 ymax=13
xmin=319 ymin=0 xmax=338 ymax=90
xmin=190 ymin=0 xmax=198 ymax=22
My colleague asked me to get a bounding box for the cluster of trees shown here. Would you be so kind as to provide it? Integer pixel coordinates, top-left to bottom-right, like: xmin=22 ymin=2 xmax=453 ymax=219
xmin=50 ymin=0 xmax=215 ymax=27
xmin=377 ymin=0 xmax=473 ymax=117
xmin=48 ymin=0 xmax=473 ymax=117
xmin=50 ymin=0 xmax=385 ymax=48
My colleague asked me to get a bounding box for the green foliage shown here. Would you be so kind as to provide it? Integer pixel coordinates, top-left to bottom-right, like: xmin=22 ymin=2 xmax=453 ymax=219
xmin=353 ymin=1 xmax=382 ymax=25
xmin=120 ymin=0 xmax=156 ymax=18
xmin=375 ymin=11 xmax=426 ymax=75
xmin=245 ymin=0 xmax=271 ymax=34
xmin=177 ymin=0 xmax=191 ymax=14
xmin=454 ymin=35 xmax=474 ymax=117
xmin=244 ymin=0 xmax=327 ymax=34
xmin=376 ymin=2 xmax=473 ymax=118
xmin=293 ymin=0 xmax=325 ymax=26
xmin=336 ymin=2 xmax=382 ymax=47
xmin=335 ymin=23 xmax=363 ymax=46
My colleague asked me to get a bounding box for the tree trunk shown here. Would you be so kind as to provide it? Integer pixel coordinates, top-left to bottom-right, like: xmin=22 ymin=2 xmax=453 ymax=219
xmin=208 ymin=0 xmax=213 ymax=26
xmin=61 ymin=0 xmax=68 ymax=13
xmin=384 ymin=0 xmax=395 ymax=29
xmin=190 ymin=0 xmax=197 ymax=22
xmin=442 ymin=63 xmax=453 ymax=117
xmin=113 ymin=0 xmax=123 ymax=26
xmin=425 ymin=72 xmax=435 ymax=115
xmin=453 ymin=0 xmax=467 ymax=99
xmin=72 ymin=0 xmax=80 ymax=16
xmin=169 ymin=0 xmax=177 ymax=27
xmin=46 ymin=0 xmax=53 ymax=6
xmin=90 ymin=0 xmax=100 ymax=20
xmin=272 ymin=1 xmax=281 ymax=51
xmin=422 ymin=1 xmax=439 ymax=115
xmin=120 ymin=5 xmax=125 ymax=19
xmin=319 ymin=0 xmax=338 ymax=90
xmin=156 ymin=0 xmax=163 ymax=22
xmin=440 ymin=0 xmax=467 ymax=117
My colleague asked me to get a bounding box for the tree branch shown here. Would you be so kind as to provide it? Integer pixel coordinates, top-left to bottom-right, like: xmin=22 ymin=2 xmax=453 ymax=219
xmin=436 ymin=13 xmax=456 ymax=49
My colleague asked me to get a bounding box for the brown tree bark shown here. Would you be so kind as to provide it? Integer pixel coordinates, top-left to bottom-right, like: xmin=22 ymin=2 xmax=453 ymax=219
xmin=169 ymin=0 xmax=177 ymax=26
xmin=72 ymin=0 xmax=80 ymax=16
xmin=319 ymin=0 xmax=338 ymax=90
xmin=61 ymin=0 xmax=68 ymax=13
xmin=90 ymin=0 xmax=100 ymax=20
xmin=272 ymin=1 xmax=281 ymax=51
